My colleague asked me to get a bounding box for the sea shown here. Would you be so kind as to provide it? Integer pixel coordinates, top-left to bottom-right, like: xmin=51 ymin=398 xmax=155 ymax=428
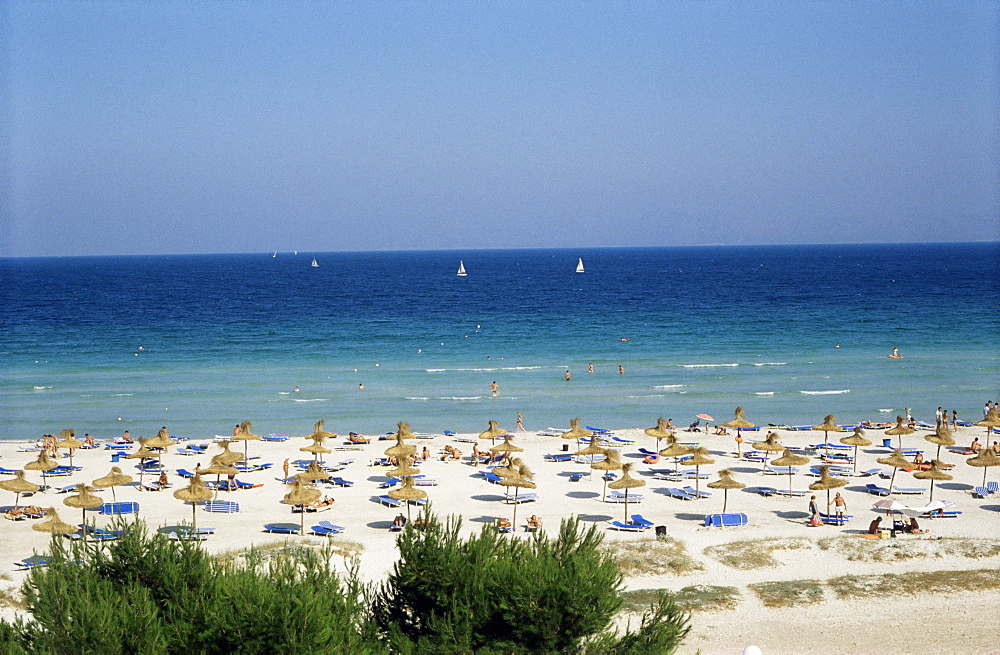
xmin=1 ymin=243 xmax=998 ymax=442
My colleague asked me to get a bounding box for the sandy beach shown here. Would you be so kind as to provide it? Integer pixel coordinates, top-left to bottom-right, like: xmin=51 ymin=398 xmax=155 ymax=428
xmin=2 ymin=422 xmax=999 ymax=654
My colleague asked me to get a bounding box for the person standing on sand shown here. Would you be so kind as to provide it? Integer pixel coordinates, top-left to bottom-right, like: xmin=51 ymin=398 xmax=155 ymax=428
xmin=808 ymin=496 xmax=820 ymax=524
xmin=516 ymin=412 xmax=525 ymax=431
xmin=282 ymin=458 xmax=289 ymax=483
xmin=829 ymin=492 xmax=847 ymax=520
xmin=951 ymin=410 xmax=958 ymax=431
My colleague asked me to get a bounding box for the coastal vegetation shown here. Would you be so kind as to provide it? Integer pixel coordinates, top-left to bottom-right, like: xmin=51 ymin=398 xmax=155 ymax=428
xmin=704 ymin=537 xmax=812 ymax=570
xmin=817 ymin=536 xmax=1000 ymax=562
xmin=622 ymin=586 xmax=741 ymax=613
xmin=747 ymin=580 xmax=825 ymax=608
xmin=0 ymin=515 xmax=691 ymax=654
xmin=603 ymin=535 xmax=705 ymax=576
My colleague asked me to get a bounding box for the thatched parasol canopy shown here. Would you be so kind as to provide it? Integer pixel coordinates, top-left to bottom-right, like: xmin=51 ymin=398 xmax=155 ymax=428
xmin=575 ymin=438 xmax=606 ymax=457
xmin=924 ymin=422 xmax=956 ymax=459
xmin=707 ymin=469 xmax=746 ymax=513
xmin=213 ymin=441 xmax=244 ymax=467
xmin=974 ymin=408 xmax=1000 ymax=438
xmin=230 ymin=420 xmax=263 ymax=461
xmin=146 ymin=428 xmax=174 ymax=450
xmin=64 ymin=484 xmax=104 ymax=526
xmin=965 ymin=447 xmax=1000 ymax=487
xmin=752 ymin=432 xmax=784 ymax=462
xmin=877 ymin=448 xmax=913 ymax=491
xmin=658 ymin=436 xmax=692 ymax=463
xmin=723 ymin=407 xmax=755 ymax=436
xmin=24 ymin=450 xmax=57 ymax=487
xmin=492 ymin=457 xmax=523 ymax=480
xmin=294 ymin=461 xmax=329 ymax=483
xmin=561 ymin=418 xmax=594 ymax=446
xmin=884 ymin=416 xmax=916 ymax=450
xmin=813 ymin=415 xmax=843 ymax=448
xmin=174 ymin=473 xmax=215 ymax=534
xmin=32 ymin=507 xmax=77 ymax=535
xmin=384 ymin=433 xmax=417 ymax=460
xmin=385 ymin=462 xmax=421 ymax=481
xmin=307 ymin=420 xmax=337 ymax=442
xmin=125 ymin=439 xmax=155 ymax=460
xmin=282 ymin=479 xmax=322 ymax=534
xmin=645 ymin=418 xmax=674 ymax=450
xmin=0 ymin=470 xmax=40 ymax=508
xmin=300 ymin=437 xmax=333 ymax=461
xmin=478 ymin=420 xmax=508 ymax=444
xmin=769 ymin=448 xmax=809 ymax=495
xmin=490 ymin=435 xmax=524 ymax=458
xmin=92 ymin=466 xmax=133 ymax=502
xmin=913 ymin=460 xmax=952 ymax=501
xmin=590 ymin=449 xmax=622 ymax=501
xmin=501 ymin=464 xmax=537 ymax=530
xmin=808 ymin=465 xmax=847 ymax=507
xmin=56 ymin=429 xmax=85 ymax=467
xmin=607 ymin=462 xmax=646 ymax=522
xmin=388 ymin=476 xmax=428 ymax=523
xmin=839 ymin=427 xmax=872 ymax=472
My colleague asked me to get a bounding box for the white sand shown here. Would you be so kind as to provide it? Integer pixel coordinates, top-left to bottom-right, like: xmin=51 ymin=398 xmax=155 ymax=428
xmin=2 ymin=424 xmax=999 ymax=653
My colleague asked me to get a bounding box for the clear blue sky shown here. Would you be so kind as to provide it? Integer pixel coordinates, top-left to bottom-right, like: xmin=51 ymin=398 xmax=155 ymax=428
xmin=2 ymin=1 xmax=997 ymax=257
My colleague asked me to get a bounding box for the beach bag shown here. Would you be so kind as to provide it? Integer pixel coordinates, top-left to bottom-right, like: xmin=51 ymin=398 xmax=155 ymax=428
xmin=809 ymin=516 xmax=822 ymax=527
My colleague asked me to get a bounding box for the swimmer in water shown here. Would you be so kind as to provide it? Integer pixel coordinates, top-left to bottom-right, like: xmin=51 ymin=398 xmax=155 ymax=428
xmin=293 ymin=387 xmax=300 ymax=393
xmin=564 ymin=370 xmax=571 ymax=382
xmin=890 ymin=347 xmax=900 ymax=358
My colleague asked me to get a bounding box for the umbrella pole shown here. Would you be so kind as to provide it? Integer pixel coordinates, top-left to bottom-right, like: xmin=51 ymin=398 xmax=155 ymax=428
xmin=695 ymin=465 xmax=701 ymax=500
xmin=623 ymin=491 xmax=628 ymax=523
xmin=928 ymin=480 xmax=935 ymax=502
xmin=889 ymin=467 xmax=898 ymax=493
xmin=512 ymin=490 xmax=519 ymax=531
xmin=788 ymin=471 xmax=793 ymax=496
xmin=853 ymin=446 xmax=858 ymax=474
xmin=192 ymin=501 xmax=197 ymax=535
xmin=722 ymin=489 xmax=728 ymax=514
xmin=602 ymin=478 xmax=608 ymax=502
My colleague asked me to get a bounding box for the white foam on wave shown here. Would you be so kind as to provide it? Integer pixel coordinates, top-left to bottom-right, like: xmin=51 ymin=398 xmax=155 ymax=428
xmin=277 ymin=391 xmax=290 ymax=395
xmin=679 ymin=363 xmax=738 ymax=368
xmin=653 ymin=384 xmax=686 ymax=389
xmin=405 ymin=397 xmax=430 ymax=401
xmin=111 ymin=393 xmax=133 ymax=397
xmin=753 ymin=362 xmax=787 ymax=366
xmin=292 ymin=398 xmax=326 ymax=402
xmin=800 ymin=389 xmax=850 ymax=395
xmin=627 ymin=394 xmax=666 ymax=398
xmin=426 ymin=367 xmax=498 ymax=373
xmin=33 ymin=386 xmax=52 ymax=390
xmin=878 ymin=408 xmax=894 ymax=413
xmin=755 ymin=391 xmax=775 ymax=396
xmin=438 ymin=396 xmax=482 ymax=401
xmin=502 ymin=366 xmax=542 ymax=370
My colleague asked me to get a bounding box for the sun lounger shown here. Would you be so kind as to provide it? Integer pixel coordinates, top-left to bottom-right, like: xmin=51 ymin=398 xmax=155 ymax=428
xmin=176 ymin=469 xmax=197 ymax=478
xmin=630 ymin=514 xmax=655 ymax=527
xmin=262 ymin=434 xmax=289 ymax=442
xmin=762 ymin=464 xmax=799 ymax=475
xmin=856 ymin=468 xmax=881 ymax=477
xmin=503 ymin=494 xmax=537 ymax=504
xmin=986 ymin=481 xmax=999 ymax=494
xmin=609 ymin=521 xmax=648 ymax=531
xmin=742 ymin=452 xmax=768 ymax=463
xmin=99 ymin=502 xmax=139 ymax=515
xmin=389 ymin=518 xmax=407 ymax=532
xmin=682 ymin=486 xmax=711 ymax=499
xmin=317 ymin=521 xmax=345 ymax=532
xmin=412 ymin=478 xmax=439 ymax=486
xmin=973 ymin=487 xmax=990 ymax=498
xmin=891 ymin=486 xmax=925 ymax=495
xmin=264 ymin=524 xmax=300 ymax=534
xmin=328 ymin=476 xmax=354 ymax=487
xmin=666 ymin=488 xmax=696 ymax=501
xmin=168 ymin=531 xmax=207 ymax=541
xmin=922 ymin=509 xmax=962 ymax=518
xmin=704 ymin=513 xmax=748 ymax=527
xmin=311 ymin=525 xmax=343 ymax=537
xmin=377 ymin=495 xmax=402 ymax=508
xmin=866 ymin=483 xmax=891 ymax=496
xmin=638 ymin=448 xmax=658 ymax=456
xmin=544 ymin=453 xmax=573 ymax=462
xmin=483 ymin=472 xmax=504 ymax=484
xmin=14 ymin=558 xmax=48 ymax=571
xmin=818 ymin=512 xmax=852 ymax=525
xmin=204 ymin=500 xmax=239 ymax=513
xmin=568 ymin=472 xmax=584 ymax=482
xmin=104 ymin=443 xmax=132 ymax=450
xmin=607 ymin=490 xmax=642 ymax=502
xmin=610 ymin=436 xmax=634 ymax=445
xmin=0 ymin=467 xmax=22 ymax=474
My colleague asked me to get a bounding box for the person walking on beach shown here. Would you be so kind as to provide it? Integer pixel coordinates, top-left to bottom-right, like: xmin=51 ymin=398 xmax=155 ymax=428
xmin=282 ymin=458 xmax=289 ymax=483
xmin=516 ymin=412 xmax=525 ymax=431
xmin=829 ymin=493 xmax=847 ymax=521
xmin=935 ymin=407 xmax=943 ymax=426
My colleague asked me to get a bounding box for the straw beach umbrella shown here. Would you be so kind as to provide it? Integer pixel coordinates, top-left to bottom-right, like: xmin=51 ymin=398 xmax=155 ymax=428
xmin=492 ymin=457 xmax=523 ymax=481
xmin=145 ymin=428 xmax=175 ymax=469
xmin=561 ymin=418 xmax=594 ymax=449
xmin=383 ymin=432 xmax=416 ymax=463
xmin=876 ymin=449 xmax=913 ymax=493
xmin=924 ymin=422 xmax=956 ymax=460
xmin=607 ymin=463 xmax=645 ymax=522
xmin=913 ymin=460 xmax=952 ymax=502
xmin=125 ymin=439 xmax=156 ymax=487
xmin=213 ymin=441 xmax=244 ymax=467
xmin=308 ymin=420 xmax=338 ymax=442
xmin=24 ymin=450 xmax=57 ymax=489
xmin=752 ymin=432 xmax=784 ymax=464
xmin=296 ymin=461 xmax=331 ymax=484
xmin=56 ymin=429 xmax=85 ymax=467
xmin=92 ymin=466 xmax=133 ymax=502
xmin=388 ymin=476 xmax=427 ymax=524
xmin=685 ymin=447 xmax=715 ymax=500
xmin=770 ymin=449 xmax=809 ymax=495
xmin=964 ymin=448 xmax=1000 ymax=489
xmin=301 ymin=437 xmax=332 ymax=463
xmin=32 ymin=507 xmax=77 ymax=536
xmin=202 ymin=462 xmax=237 ymax=499
xmin=974 ymin=408 xmax=1000 ymax=439
xmin=707 ymin=469 xmax=745 ymax=513
xmin=230 ymin=420 xmax=262 ymax=462
xmin=808 ymin=465 xmax=847 ymax=508
xmin=496 ymin=464 xmax=535 ymax=531
xmin=63 ymin=484 xmax=104 ymax=527
xmin=590 ymin=449 xmax=623 ymax=501
xmin=0 ymin=471 xmax=40 ymax=509
xmin=839 ymin=427 xmax=872 ymax=473
xmin=813 ymin=415 xmax=843 ymax=449
xmin=884 ymin=416 xmax=915 ymax=450
xmin=723 ymin=407 xmax=755 ymax=439
xmin=282 ymin=479 xmax=321 ymax=535
xmin=645 ymin=418 xmax=674 ymax=452
xmin=658 ymin=436 xmax=692 ymax=469
xmin=173 ymin=473 xmax=214 ymax=535
xmin=478 ymin=420 xmax=508 ymax=445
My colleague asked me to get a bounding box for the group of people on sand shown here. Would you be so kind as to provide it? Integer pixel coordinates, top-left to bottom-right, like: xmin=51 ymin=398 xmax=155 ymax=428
xmin=495 ymin=515 xmax=542 ymax=532
xmin=807 ymin=493 xmax=848 ymax=525
xmin=5 ymin=505 xmax=43 ymax=520
xmin=868 ymin=515 xmax=927 ymax=536
xmin=439 ymin=445 xmax=462 ymax=461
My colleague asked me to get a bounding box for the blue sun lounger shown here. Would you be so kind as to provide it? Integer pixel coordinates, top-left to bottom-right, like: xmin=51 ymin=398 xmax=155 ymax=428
xmin=14 ymin=558 xmax=48 ymax=571
xmin=818 ymin=512 xmax=852 ymax=525
xmin=377 ymin=495 xmax=402 ymax=508
xmin=973 ymin=487 xmax=990 ymax=498
xmin=311 ymin=524 xmax=344 ymax=536
xmin=262 ymin=434 xmax=289 ymax=442
xmin=630 ymin=514 xmax=655 ymax=528
xmin=704 ymin=513 xmax=748 ymax=527
xmin=866 ymin=483 xmax=891 ymax=496
xmin=988 ymin=481 xmax=999 ymax=494
xmin=682 ymin=486 xmax=711 ymax=499
xmin=666 ymin=488 xmax=696 ymax=501
xmin=264 ymin=524 xmax=300 ymax=534
xmin=99 ymin=502 xmax=139 ymax=515
xmin=204 ymin=500 xmax=239 ymax=513
xmin=329 ymin=476 xmax=354 ymax=487
xmin=609 ymin=521 xmax=648 ymax=531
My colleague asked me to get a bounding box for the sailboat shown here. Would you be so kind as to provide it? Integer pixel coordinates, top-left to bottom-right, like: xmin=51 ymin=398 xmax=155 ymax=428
xmin=457 ymin=260 xmax=468 ymax=277
xmin=272 ymin=252 xmax=276 ymax=258
xmin=576 ymin=258 xmax=585 ymax=273
xmin=311 ymin=257 xmax=319 ymax=268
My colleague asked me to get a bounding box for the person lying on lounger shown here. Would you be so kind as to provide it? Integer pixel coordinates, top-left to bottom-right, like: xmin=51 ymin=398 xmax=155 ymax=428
xmin=311 ymin=496 xmax=334 ymax=509
xmin=526 ymin=515 xmax=542 ymax=529
xmin=496 ymin=518 xmax=512 ymax=530
xmin=392 ymin=514 xmax=406 ymax=527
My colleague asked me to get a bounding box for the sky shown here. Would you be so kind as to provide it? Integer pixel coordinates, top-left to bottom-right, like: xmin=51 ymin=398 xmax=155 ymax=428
xmin=2 ymin=1 xmax=998 ymax=257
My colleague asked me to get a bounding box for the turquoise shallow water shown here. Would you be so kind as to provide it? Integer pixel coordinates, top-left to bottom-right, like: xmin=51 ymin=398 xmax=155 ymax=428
xmin=1 ymin=244 xmax=997 ymax=440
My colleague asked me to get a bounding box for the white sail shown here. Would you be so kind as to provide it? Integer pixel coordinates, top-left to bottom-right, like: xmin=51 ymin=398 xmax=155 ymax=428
xmin=576 ymin=258 xmax=585 ymax=273
xmin=457 ymin=260 xmax=467 ymax=276
xmin=311 ymin=257 xmax=319 ymax=268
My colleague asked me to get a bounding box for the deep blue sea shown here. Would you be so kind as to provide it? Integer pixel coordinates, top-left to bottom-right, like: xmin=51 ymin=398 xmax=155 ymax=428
xmin=2 ymin=244 xmax=998 ymax=441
